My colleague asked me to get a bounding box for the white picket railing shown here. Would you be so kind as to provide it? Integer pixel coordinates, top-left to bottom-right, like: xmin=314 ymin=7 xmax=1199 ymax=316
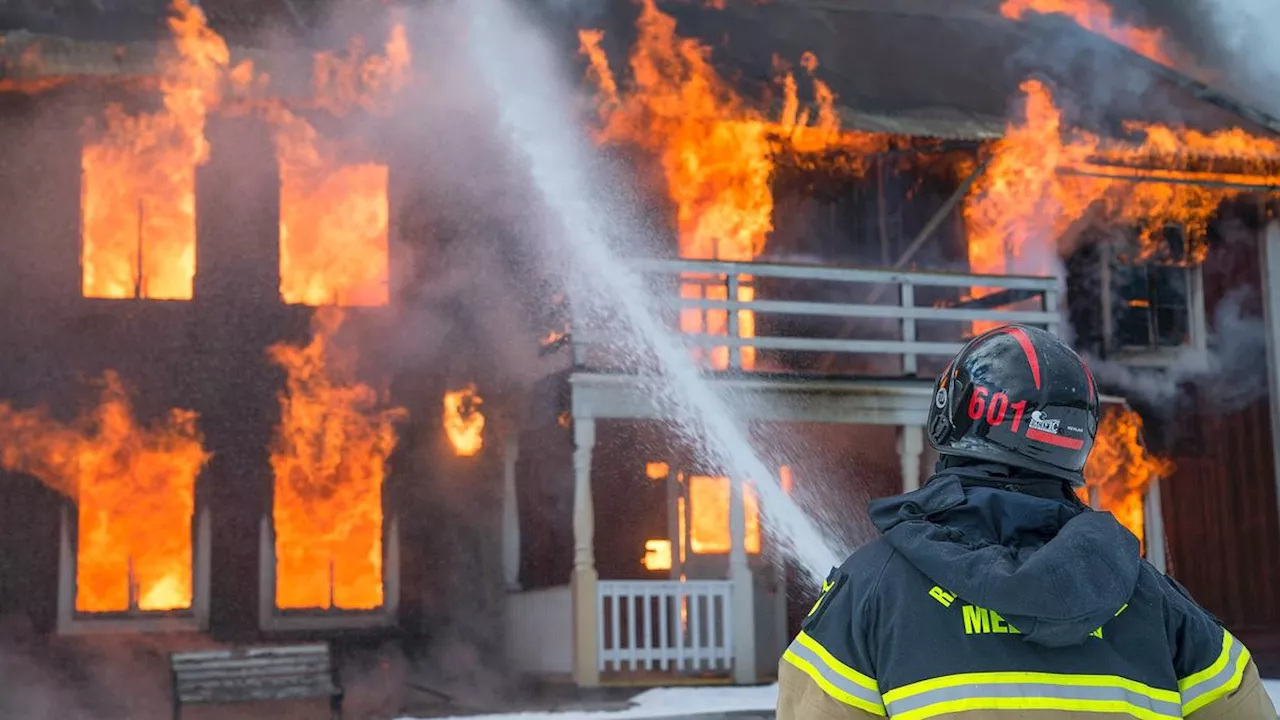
xmin=597 ymin=580 xmax=733 ymax=673
xmin=570 ymin=258 xmax=1062 ymax=375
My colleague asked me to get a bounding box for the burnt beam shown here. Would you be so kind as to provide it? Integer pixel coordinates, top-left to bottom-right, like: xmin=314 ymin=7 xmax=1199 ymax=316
xmin=1059 ymin=164 xmax=1280 ymax=194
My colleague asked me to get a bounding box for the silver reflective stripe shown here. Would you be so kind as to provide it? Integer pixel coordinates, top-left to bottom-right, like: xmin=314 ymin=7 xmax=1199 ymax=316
xmin=884 ymin=681 xmax=1182 ymax=718
xmin=1181 ymin=635 xmax=1246 ymax=710
xmin=784 ymin=638 xmax=884 ymax=711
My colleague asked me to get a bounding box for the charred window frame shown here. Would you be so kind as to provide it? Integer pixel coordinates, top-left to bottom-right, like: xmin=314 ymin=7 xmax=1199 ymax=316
xmin=257 ymin=512 xmax=401 ymax=632
xmin=1084 ymin=225 xmax=1208 ymax=364
xmin=56 ymin=503 xmax=211 ymax=634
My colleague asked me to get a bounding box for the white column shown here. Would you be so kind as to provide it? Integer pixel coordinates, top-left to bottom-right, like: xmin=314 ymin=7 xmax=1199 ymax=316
xmin=899 ymin=425 xmax=924 ymax=493
xmin=570 ymin=417 xmax=600 ymax=687
xmin=501 ymin=433 xmax=521 ymax=591
xmin=1143 ymin=479 xmax=1167 ymax=574
xmin=1262 ymin=221 xmax=1280 ymax=533
xmin=728 ymin=475 xmax=757 ymax=684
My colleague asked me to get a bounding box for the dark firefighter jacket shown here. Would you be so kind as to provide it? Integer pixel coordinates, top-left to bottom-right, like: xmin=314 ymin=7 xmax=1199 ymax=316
xmin=777 ymin=463 xmax=1277 ymax=719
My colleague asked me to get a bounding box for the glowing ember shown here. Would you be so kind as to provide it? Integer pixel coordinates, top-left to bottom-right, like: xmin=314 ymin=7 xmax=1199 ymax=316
xmin=80 ymin=0 xmax=239 ymax=300
xmin=443 ymin=384 xmax=485 ymax=457
xmin=0 ymin=372 xmax=208 ymax=613
xmin=779 ymin=465 xmax=794 ymax=494
xmin=580 ymin=2 xmax=889 ymax=370
xmin=642 ymin=539 xmax=673 ymax=571
xmin=964 ymin=79 xmax=1280 ymax=331
xmin=686 ymin=475 xmax=761 ymax=555
xmin=1084 ymin=406 xmax=1174 ymax=552
xmin=1000 ymin=0 xmax=1173 ymax=67
xmin=268 ymin=307 xmax=404 ymax=611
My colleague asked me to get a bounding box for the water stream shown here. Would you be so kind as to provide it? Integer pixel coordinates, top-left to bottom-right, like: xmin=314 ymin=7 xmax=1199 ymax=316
xmin=460 ymin=0 xmax=842 ymax=579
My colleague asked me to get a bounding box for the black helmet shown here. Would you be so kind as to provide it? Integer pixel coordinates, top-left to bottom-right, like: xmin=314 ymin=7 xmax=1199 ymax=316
xmin=927 ymin=325 xmax=1100 ymax=486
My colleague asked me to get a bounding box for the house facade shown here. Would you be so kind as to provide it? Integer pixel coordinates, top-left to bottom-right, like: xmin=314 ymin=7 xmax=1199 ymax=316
xmin=0 ymin=0 xmax=1274 ymax=714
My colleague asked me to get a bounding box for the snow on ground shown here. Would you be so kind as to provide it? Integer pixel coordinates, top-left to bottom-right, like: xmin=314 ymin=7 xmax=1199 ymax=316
xmin=405 ymin=680 xmax=1280 ymax=720
xmin=1266 ymin=678 xmax=1280 ymax=708
xmin=397 ymin=684 xmax=778 ymax=720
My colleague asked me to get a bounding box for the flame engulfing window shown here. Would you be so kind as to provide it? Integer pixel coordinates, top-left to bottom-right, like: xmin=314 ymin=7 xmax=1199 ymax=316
xmin=268 ymin=307 xmax=405 ymax=611
xmin=279 ymin=162 xmax=391 ymax=306
xmin=687 ymin=475 xmax=761 ymax=555
xmin=0 ymin=372 xmax=208 ymax=612
xmin=79 ymin=1 xmax=232 ymax=301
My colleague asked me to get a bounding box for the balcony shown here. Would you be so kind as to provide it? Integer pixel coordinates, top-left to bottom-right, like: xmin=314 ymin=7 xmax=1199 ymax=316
xmin=566 ymin=258 xmax=1063 ymax=427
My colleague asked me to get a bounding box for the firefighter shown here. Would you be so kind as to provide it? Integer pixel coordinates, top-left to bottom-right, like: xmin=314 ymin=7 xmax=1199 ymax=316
xmin=777 ymin=324 xmax=1276 ymax=719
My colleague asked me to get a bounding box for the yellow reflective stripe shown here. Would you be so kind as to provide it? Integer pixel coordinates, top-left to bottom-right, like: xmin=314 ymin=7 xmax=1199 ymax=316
xmin=782 ymin=648 xmax=886 ymax=716
xmin=890 ymin=696 xmax=1176 ymax=720
xmin=794 ymin=630 xmax=879 ymax=692
xmin=883 ymin=670 xmax=1179 ymax=705
xmin=1178 ymin=630 xmax=1233 ymax=692
xmin=883 ymin=671 xmax=1181 ymax=720
xmin=1180 ymin=631 xmax=1251 ymax=714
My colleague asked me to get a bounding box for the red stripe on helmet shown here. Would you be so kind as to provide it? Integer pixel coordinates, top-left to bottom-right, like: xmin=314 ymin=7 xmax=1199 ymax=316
xmin=1000 ymin=327 xmax=1041 ymax=390
xmin=1082 ymin=361 xmax=1096 ymax=403
xmin=1027 ymin=427 xmax=1084 ymax=450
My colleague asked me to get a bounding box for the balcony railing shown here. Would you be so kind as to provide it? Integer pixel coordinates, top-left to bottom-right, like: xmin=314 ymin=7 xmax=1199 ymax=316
xmin=570 ymin=258 xmax=1062 ymax=378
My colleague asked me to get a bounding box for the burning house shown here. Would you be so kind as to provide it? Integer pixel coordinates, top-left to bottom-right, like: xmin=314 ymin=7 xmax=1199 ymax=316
xmin=0 ymin=0 xmax=1277 ymax=713
xmin=503 ymin=0 xmax=1280 ymax=690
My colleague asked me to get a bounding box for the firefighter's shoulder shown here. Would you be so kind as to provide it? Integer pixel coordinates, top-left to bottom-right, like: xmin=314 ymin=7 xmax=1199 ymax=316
xmin=781 ymin=540 xmax=895 ymax=717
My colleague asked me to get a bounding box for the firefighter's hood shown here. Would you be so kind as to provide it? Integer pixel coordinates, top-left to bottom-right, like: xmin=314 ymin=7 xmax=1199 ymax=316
xmin=868 ymin=465 xmax=1140 ymax=648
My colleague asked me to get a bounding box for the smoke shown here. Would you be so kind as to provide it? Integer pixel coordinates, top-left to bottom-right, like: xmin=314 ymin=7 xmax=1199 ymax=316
xmin=1192 ymin=0 xmax=1280 ymax=115
xmin=1086 ymin=286 xmax=1269 ymax=416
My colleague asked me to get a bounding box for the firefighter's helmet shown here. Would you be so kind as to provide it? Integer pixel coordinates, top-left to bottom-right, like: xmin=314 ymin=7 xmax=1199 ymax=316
xmin=927 ymin=325 xmax=1100 ymax=486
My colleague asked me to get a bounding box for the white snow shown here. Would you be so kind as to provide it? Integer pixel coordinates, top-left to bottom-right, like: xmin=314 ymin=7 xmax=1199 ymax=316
xmin=403 ymin=680 xmax=1280 ymax=720
xmin=396 ymin=684 xmax=779 ymax=720
xmin=1265 ymin=678 xmax=1280 ymax=708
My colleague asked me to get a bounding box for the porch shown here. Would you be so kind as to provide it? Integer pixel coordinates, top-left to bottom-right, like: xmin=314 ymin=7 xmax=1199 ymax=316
xmin=501 ymin=258 xmax=1152 ymax=688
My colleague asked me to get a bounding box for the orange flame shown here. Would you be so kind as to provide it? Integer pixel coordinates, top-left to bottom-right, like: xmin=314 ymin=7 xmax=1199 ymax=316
xmin=268 ymin=307 xmax=405 ymax=611
xmin=1000 ymin=0 xmax=1173 ymax=67
xmin=687 ymin=475 xmax=761 ymax=555
xmin=642 ymin=539 xmax=673 ymax=571
xmin=443 ymin=384 xmax=485 ymax=457
xmin=80 ymin=0 xmax=240 ymax=300
xmin=580 ymin=2 xmax=889 ymax=370
xmin=271 ymin=27 xmax=410 ymax=307
xmin=0 ymin=372 xmax=208 ymax=612
xmin=1083 ymin=406 xmax=1174 ymax=552
xmin=964 ymin=79 xmax=1280 ymax=331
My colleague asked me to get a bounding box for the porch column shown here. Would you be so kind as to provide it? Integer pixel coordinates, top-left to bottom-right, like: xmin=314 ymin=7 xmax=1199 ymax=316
xmin=501 ymin=433 xmax=521 ymax=591
xmin=1262 ymin=221 xmax=1280 ymax=531
xmin=1143 ymin=479 xmax=1167 ymax=574
xmin=571 ymin=417 xmax=600 ymax=687
xmin=729 ymin=476 xmax=757 ymax=684
xmin=899 ymin=425 xmax=924 ymax=493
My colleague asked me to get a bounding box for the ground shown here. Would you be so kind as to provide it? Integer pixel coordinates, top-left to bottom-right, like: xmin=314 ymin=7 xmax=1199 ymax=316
xmin=399 ymin=682 xmax=1280 ymax=720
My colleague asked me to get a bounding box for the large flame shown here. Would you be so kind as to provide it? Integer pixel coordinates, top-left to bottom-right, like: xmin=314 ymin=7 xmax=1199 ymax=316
xmin=0 ymin=373 xmax=208 ymax=612
xmin=1000 ymin=0 xmax=1172 ymax=67
xmin=964 ymin=79 xmax=1280 ymax=331
xmin=80 ymin=0 xmax=242 ymax=300
xmin=443 ymin=384 xmax=485 ymax=457
xmin=272 ymin=27 xmax=410 ymax=307
xmin=1084 ymin=406 xmax=1174 ymax=552
xmin=268 ymin=307 xmax=405 ymax=611
xmin=580 ymin=1 xmax=889 ymax=370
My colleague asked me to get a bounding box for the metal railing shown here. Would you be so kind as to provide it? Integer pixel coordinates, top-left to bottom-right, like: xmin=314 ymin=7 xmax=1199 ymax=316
xmin=571 ymin=258 xmax=1062 ymax=376
xmin=597 ymin=580 xmax=733 ymax=673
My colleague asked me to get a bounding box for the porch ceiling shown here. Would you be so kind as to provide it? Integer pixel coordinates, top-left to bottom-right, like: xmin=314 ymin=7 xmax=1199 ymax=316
xmin=569 ymin=370 xmax=1126 ymax=425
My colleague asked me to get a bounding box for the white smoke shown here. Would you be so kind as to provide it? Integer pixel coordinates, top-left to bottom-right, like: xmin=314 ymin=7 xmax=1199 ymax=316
xmin=1197 ymin=0 xmax=1280 ymax=115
